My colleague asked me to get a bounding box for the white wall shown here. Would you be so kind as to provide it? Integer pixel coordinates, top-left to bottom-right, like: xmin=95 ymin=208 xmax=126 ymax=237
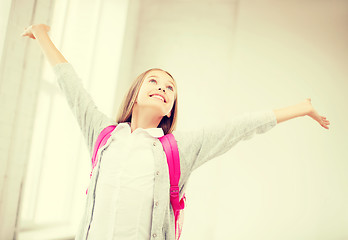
xmin=131 ymin=0 xmax=347 ymax=239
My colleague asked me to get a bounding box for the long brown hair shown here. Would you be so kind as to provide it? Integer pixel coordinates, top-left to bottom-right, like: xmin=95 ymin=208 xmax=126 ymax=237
xmin=115 ymin=68 xmax=178 ymax=135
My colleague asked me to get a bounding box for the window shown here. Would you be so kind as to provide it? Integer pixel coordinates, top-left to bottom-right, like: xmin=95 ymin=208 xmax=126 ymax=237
xmin=17 ymin=0 xmax=129 ymax=239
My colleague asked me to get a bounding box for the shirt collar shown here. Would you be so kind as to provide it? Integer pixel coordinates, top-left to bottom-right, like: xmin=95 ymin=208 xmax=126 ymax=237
xmin=112 ymin=122 xmax=164 ymax=138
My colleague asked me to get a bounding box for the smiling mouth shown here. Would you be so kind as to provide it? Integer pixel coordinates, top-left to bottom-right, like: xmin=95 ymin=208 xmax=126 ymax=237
xmin=150 ymin=95 xmax=166 ymax=103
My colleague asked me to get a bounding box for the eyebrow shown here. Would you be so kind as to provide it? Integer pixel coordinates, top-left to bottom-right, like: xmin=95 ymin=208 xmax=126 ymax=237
xmin=147 ymin=75 xmax=175 ymax=88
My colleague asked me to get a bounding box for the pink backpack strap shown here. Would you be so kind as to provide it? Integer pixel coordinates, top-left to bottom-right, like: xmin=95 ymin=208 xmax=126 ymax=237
xmin=86 ymin=125 xmax=116 ymax=195
xmin=84 ymin=126 xmax=186 ymax=239
xmin=159 ymin=133 xmax=186 ymax=240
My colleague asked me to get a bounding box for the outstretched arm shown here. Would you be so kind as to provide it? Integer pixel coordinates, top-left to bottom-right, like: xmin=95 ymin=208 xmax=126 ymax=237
xmin=273 ymin=98 xmax=330 ymax=129
xmin=176 ymin=98 xmax=330 ymax=173
xmin=21 ymin=24 xmax=115 ymax=161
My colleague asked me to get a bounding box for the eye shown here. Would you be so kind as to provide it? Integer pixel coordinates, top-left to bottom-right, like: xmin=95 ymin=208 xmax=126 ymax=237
xmin=150 ymin=78 xmax=174 ymax=91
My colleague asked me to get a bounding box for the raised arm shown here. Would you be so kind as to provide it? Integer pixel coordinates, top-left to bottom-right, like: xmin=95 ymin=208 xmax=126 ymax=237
xmin=21 ymin=24 xmax=116 ymax=161
xmin=21 ymin=24 xmax=67 ymax=67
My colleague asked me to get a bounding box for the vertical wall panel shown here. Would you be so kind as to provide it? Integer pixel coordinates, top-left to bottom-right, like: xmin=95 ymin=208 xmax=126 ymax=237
xmin=0 ymin=0 xmax=55 ymax=238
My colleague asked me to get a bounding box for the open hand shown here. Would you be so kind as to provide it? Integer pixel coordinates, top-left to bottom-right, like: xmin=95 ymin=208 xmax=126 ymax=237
xmin=305 ymin=98 xmax=330 ymax=130
xmin=21 ymin=24 xmax=50 ymax=39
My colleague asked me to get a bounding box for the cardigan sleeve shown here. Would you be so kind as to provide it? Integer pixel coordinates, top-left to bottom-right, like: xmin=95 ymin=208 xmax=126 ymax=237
xmin=176 ymin=109 xmax=278 ymax=173
xmin=52 ymin=62 xmax=115 ymax=161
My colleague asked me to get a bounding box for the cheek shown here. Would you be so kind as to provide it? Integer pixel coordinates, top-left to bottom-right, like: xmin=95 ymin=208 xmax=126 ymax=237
xmin=170 ymin=93 xmax=176 ymax=103
xmin=168 ymin=97 xmax=175 ymax=108
xmin=140 ymin=85 xmax=152 ymax=95
xmin=137 ymin=88 xmax=149 ymax=100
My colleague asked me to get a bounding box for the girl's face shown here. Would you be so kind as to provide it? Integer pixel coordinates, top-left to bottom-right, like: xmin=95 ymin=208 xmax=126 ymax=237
xmin=135 ymin=70 xmax=176 ymax=118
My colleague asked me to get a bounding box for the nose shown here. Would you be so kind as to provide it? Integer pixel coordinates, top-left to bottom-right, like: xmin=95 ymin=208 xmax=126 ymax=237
xmin=158 ymin=87 xmax=165 ymax=92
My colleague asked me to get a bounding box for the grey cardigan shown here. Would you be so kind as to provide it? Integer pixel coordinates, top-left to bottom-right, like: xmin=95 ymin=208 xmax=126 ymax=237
xmin=52 ymin=62 xmax=278 ymax=240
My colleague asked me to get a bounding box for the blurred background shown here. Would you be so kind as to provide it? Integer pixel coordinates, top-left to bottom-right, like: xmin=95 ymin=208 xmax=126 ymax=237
xmin=0 ymin=0 xmax=347 ymax=239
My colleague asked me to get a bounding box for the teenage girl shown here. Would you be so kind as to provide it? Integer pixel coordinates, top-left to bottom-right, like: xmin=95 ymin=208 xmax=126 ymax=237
xmin=21 ymin=24 xmax=330 ymax=240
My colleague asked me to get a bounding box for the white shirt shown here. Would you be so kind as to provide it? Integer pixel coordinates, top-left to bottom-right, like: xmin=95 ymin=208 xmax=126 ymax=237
xmin=87 ymin=122 xmax=164 ymax=240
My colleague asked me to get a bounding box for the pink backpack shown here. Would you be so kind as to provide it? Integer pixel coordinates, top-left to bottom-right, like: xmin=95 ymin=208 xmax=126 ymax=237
xmin=86 ymin=125 xmax=186 ymax=239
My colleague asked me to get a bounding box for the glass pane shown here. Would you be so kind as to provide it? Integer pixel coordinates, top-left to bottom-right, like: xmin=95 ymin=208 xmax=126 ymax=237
xmin=20 ymin=88 xmax=52 ymax=224
xmin=34 ymin=93 xmax=80 ymax=224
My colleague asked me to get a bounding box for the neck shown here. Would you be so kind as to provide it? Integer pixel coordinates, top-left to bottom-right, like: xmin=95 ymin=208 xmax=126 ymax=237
xmin=130 ymin=104 xmax=163 ymax=133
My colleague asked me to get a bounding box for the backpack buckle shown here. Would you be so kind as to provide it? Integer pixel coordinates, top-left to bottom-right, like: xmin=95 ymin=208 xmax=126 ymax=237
xmin=170 ymin=186 xmax=179 ymax=198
